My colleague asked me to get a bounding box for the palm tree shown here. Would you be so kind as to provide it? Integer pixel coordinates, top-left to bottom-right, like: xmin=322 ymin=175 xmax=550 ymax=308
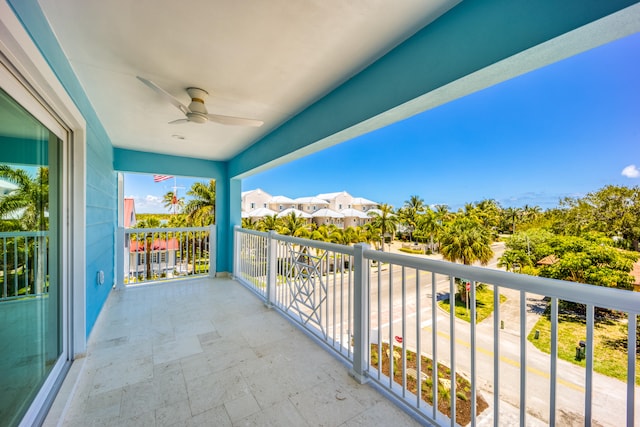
xmin=415 ymin=208 xmax=442 ymax=253
xmin=184 ymin=180 xmax=215 ymax=226
xmin=503 ymin=207 xmax=523 ymax=234
xmin=0 ymin=166 xmax=48 ymax=293
xmin=135 ymin=217 xmax=162 ymax=279
xmin=368 ymin=203 xmax=397 ymax=251
xmin=399 ymin=195 xmax=425 ymax=241
xmin=257 ymin=214 xmax=279 ymax=231
xmin=241 ymin=217 xmax=257 ymax=230
xmin=497 ymin=249 xmax=532 ymax=272
xmin=163 ymin=190 xmax=184 ymax=215
xmin=0 ymin=165 xmax=48 ymax=231
xmin=440 ymin=217 xmax=493 ymax=266
xmin=278 ymin=212 xmax=310 ymax=238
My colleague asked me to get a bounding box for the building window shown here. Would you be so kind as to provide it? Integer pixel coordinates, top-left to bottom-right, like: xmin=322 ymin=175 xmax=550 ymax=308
xmin=250 ymin=202 xmax=255 ymax=209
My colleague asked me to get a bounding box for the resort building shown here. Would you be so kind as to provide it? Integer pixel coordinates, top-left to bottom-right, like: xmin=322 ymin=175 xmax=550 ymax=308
xmin=1 ymin=1 xmax=638 ymax=426
xmin=242 ymin=189 xmax=379 ymax=229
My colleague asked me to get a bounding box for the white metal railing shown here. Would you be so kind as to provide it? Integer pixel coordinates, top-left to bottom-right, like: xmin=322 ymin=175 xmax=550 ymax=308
xmin=0 ymin=231 xmax=48 ymax=301
xmin=233 ymin=226 xmax=640 ymax=426
xmin=235 ymin=228 xmax=356 ymax=362
xmin=118 ymin=225 xmax=215 ymax=286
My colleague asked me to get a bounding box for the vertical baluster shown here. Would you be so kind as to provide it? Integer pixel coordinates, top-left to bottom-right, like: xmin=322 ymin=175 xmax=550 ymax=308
xmin=401 ymin=265 xmax=407 ymax=398
xmin=493 ymin=285 xmax=500 ymax=426
xmin=449 ymin=276 xmax=456 ymax=427
xmin=347 ymin=251 xmax=356 ymax=359
xmin=432 ymin=271 xmax=438 ymax=420
xmin=377 ymin=261 xmax=382 ymax=380
xmin=25 ymin=236 xmax=29 ymax=294
xmin=389 ymin=263 xmax=394 ymax=390
xmin=627 ymin=312 xmax=637 ymax=426
xmin=585 ymin=304 xmax=594 ymax=427
xmin=549 ymin=296 xmax=558 ymax=426
xmin=416 ymin=269 xmax=422 ymax=409
xmin=2 ymin=237 xmax=6 ymax=298
xmin=14 ymin=233 xmax=18 ymax=295
xmin=470 ymin=280 xmax=477 ymax=426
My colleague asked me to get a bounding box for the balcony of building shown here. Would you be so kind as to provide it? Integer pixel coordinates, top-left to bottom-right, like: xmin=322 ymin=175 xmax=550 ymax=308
xmin=41 ymin=228 xmax=640 ymax=426
xmin=2 ymin=1 xmax=640 ymax=426
xmin=43 ymin=277 xmax=418 ymax=426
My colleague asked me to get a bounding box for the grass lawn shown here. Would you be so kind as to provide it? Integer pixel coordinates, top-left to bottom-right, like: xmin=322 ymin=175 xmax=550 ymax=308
xmin=529 ymin=311 xmax=640 ymax=384
xmin=438 ymin=285 xmax=507 ymax=324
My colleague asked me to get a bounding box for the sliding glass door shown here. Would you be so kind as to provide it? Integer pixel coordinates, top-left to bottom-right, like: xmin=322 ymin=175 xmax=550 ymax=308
xmin=0 ymin=86 xmax=65 ymax=425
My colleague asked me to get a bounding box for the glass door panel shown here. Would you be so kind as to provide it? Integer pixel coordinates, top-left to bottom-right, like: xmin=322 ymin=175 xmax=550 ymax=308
xmin=0 ymin=88 xmax=62 ymax=427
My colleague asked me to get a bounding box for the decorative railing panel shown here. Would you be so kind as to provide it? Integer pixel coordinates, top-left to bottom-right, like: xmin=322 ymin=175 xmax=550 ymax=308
xmin=234 ymin=226 xmax=640 ymax=426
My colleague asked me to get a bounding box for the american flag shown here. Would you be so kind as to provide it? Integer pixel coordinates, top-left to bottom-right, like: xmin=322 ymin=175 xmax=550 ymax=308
xmin=153 ymin=175 xmax=173 ymax=183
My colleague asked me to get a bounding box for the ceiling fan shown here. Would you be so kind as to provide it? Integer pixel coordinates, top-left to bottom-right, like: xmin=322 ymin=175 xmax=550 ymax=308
xmin=136 ymin=76 xmax=263 ymax=127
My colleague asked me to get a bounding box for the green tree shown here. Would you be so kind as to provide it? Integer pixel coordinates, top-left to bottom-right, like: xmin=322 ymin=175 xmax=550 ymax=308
xmin=398 ymin=195 xmax=425 ymax=241
xmin=0 ymin=166 xmax=49 ymax=293
xmin=368 ymin=204 xmax=397 ymax=251
xmin=184 ymin=180 xmax=216 ymax=226
xmin=241 ymin=217 xmax=257 ymax=230
xmin=414 ymin=208 xmax=442 ymax=253
xmin=497 ymin=249 xmax=532 ymax=272
xmin=278 ymin=212 xmax=310 ymax=238
xmin=135 ymin=217 xmax=163 ymax=279
xmin=0 ymin=165 xmax=48 ymax=231
xmin=440 ymin=217 xmax=493 ymax=265
xmin=257 ymin=214 xmax=279 ymax=231
xmin=559 ymin=185 xmax=640 ymax=251
xmin=163 ymin=190 xmax=184 ymax=215
xmin=537 ymin=234 xmax=638 ymax=289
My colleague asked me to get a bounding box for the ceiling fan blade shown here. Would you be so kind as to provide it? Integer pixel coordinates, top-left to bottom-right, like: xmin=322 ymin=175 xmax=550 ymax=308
xmin=137 ymin=76 xmax=189 ymax=115
xmin=206 ymin=113 xmax=264 ymax=127
xmin=168 ymin=118 xmax=189 ymax=125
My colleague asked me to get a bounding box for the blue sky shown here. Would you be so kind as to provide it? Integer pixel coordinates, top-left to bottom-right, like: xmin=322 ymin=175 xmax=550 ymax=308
xmin=126 ymin=32 xmax=640 ymax=213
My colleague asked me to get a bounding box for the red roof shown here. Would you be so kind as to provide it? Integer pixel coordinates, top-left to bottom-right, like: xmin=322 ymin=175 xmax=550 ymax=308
xmin=129 ymin=238 xmax=180 ymax=252
xmin=124 ymin=198 xmax=136 ymax=228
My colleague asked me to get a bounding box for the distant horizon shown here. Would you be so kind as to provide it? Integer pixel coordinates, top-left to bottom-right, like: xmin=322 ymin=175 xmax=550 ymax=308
xmin=125 ymin=32 xmax=640 ymax=214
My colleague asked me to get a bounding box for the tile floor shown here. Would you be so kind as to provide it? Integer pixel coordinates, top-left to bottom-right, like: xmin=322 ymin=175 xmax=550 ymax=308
xmin=44 ymin=278 xmax=420 ymax=426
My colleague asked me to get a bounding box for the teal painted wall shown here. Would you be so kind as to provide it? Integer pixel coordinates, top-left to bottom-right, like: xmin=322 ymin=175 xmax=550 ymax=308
xmin=8 ymin=0 xmax=117 ymax=338
xmin=113 ymin=148 xmax=232 ymax=272
xmin=229 ymin=0 xmax=639 ymax=178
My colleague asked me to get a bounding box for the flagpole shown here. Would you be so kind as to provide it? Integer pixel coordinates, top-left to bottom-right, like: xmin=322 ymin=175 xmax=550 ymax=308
xmin=173 ymin=177 xmax=177 ymax=215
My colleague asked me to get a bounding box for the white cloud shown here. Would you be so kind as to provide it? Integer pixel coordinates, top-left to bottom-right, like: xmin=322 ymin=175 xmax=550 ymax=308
xmin=622 ymin=165 xmax=640 ymax=178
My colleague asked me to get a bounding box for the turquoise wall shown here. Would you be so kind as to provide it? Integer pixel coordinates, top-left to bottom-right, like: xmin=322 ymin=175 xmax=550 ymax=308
xmin=113 ymin=148 xmax=235 ymax=272
xmin=9 ymin=0 xmax=117 ymax=338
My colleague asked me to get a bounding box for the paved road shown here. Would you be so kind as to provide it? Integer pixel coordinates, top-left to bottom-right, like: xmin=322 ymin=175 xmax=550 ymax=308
xmin=315 ymin=242 xmax=637 ymax=426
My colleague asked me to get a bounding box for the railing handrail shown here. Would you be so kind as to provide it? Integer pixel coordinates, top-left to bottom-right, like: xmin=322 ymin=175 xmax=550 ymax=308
xmin=364 ymin=247 xmax=640 ymax=314
xmin=235 ymin=226 xmax=355 ymax=255
xmin=125 ymin=226 xmax=210 ymax=234
xmin=235 ymin=227 xmax=640 ymax=314
xmin=0 ymin=231 xmax=48 ymax=238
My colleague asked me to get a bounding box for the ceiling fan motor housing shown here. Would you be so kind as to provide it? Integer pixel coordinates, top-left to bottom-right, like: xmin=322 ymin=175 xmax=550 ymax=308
xmin=186 ymin=87 xmax=209 ymax=123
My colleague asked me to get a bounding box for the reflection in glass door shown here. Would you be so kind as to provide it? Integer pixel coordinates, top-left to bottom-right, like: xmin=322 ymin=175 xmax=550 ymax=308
xmin=0 ymin=88 xmax=62 ymax=426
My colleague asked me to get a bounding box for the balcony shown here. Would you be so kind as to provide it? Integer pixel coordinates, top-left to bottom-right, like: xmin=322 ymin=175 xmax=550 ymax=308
xmin=45 ymin=227 xmax=640 ymax=426
xmin=44 ymin=277 xmax=416 ymax=426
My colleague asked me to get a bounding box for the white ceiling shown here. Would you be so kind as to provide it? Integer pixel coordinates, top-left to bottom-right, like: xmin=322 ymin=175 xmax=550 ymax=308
xmin=37 ymin=0 xmax=459 ymax=161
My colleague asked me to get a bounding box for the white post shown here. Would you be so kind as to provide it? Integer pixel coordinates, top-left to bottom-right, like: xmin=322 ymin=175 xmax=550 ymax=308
xmin=266 ymin=231 xmax=278 ymax=307
xmin=350 ymin=243 xmax=369 ymax=384
xmin=233 ymin=226 xmax=240 ymax=279
xmin=208 ymin=224 xmax=216 ymax=278
xmin=116 ymin=227 xmax=125 ymax=288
